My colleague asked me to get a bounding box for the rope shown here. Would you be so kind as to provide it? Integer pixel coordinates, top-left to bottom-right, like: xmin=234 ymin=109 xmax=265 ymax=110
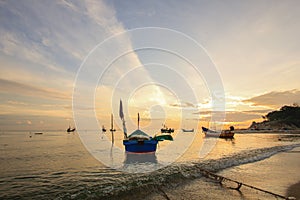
xmin=156 ymin=187 xmax=171 ymax=200
xmin=200 ymin=169 xmax=293 ymax=199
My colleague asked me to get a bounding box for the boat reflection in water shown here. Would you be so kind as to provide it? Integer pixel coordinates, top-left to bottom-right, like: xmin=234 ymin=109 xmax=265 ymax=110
xmin=124 ymin=152 xmax=157 ymax=164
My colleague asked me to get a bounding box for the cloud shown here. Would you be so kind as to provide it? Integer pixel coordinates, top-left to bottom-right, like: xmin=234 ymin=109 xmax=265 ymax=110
xmin=0 ymin=114 xmax=72 ymax=130
xmin=0 ymin=102 xmax=72 ymax=118
xmin=85 ymin=0 xmax=124 ymax=34
xmin=243 ymin=89 xmax=300 ymax=108
xmin=0 ymin=0 xmax=130 ymax=82
xmin=0 ymin=79 xmax=70 ymax=100
xmin=170 ymin=101 xmax=196 ymax=108
xmin=7 ymin=100 xmax=28 ymax=106
xmin=194 ymin=109 xmax=272 ymax=123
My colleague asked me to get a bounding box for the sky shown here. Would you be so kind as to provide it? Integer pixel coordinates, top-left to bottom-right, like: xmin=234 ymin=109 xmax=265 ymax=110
xmin=0 ymin=0 xmax=299 ymax=131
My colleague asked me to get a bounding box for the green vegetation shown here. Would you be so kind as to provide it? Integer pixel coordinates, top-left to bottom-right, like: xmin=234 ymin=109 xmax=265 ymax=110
xmin=264 ymin=104 xmax=300 ymax=128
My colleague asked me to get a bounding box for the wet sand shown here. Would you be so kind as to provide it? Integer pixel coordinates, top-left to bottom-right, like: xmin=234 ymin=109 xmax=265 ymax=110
xmin=287 ymin=181 xmax=300 ymax=199
xmin=145 ymin=146 xmax=300 ymax=200
xmin=145 ymin=177 xmax=274 ymax=200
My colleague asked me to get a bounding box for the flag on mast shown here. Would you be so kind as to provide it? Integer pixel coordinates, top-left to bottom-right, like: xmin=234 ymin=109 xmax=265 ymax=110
xmin=119 ymin=99 xmax=124 ymax=120
xmin=119 ymin=99 xmax=127 ymax=138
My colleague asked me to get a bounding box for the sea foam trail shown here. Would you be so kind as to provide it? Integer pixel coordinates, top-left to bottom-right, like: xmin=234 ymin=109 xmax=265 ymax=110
xmin=83 ymin=143 xmax=300 ymax=200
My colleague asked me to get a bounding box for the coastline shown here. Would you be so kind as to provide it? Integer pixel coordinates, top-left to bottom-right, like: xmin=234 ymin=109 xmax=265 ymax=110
xmin=235 ymin=129 xmax=300 ymax=134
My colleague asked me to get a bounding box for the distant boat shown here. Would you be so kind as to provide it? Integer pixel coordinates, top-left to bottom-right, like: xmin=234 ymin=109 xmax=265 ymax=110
xmin=202 ymin=126 xmax=234 ymax=138
xmin=34 ymin=132 xmax=43 ymax=135
xmin=182 ymin=128 xmax=194 ymax=132
xmin=102 ymin=125 xmax=106 ymax=132
xmin=67 ymin=126 xmax=76 ymax=132
xmin=120 ymin=100 xmax=173 ymax=153
xmin=161 ymin=124 xmax=174 ymax=133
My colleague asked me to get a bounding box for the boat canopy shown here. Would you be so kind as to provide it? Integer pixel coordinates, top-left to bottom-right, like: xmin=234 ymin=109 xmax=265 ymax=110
xmin=127 ymin=129 xmax=151 ymax=140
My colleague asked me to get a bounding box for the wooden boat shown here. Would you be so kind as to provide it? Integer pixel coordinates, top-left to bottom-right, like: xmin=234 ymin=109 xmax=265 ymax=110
xmin=123 ymin=129 xmax=174 ymax=153
xmin=182 ymin=128 xmax=194 ymax=132
xmin=120 ymin=100 xmax=173 ymax=153
xmin=202 ymin=126 xmax=234 ymax=138
xmin=161 ymin=124 xmax=174 ymax=133
xmin=123 ymin=129 xmax=158 ymax=153
xmin=67 ymin=126 xmax=76 ymax=132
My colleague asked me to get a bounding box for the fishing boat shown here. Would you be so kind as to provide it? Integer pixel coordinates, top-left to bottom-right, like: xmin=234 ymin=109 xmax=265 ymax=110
xmin=202 ymin=126 xmax=234 ymax=138
xmin=119 ymin=100 xmax=173 ymax=153
xmin=123 ymin=129 xmax=158 ymax=153
xmin=161 ymin=124 xmax=174 ymax=133
xmin=102 ymin=125 xmax=106 ymax=132
xmin=182 ymin=128 xmax=194 ymax=132
xmin=67 ymin=126 xmax=76 ymax=132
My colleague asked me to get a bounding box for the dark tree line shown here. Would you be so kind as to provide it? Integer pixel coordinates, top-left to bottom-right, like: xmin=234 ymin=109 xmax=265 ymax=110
xmin=264 ymin=104 xmax=300 ymax=128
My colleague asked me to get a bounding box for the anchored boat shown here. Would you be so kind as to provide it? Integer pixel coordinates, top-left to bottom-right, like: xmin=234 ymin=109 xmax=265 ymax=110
xmin=67 ymin=126 xmax=76 ymax=132
xmin=182 ymin=128 xmax=194 ymax=132
xmin=161 ymin=124 xmax=174 ymax=133
xmin=202 ymin=126 xmax=235 ymax=138
xmin=119 ymin=100 xmax=173 ymax=153
xmin=123 ymin=129 xmax=158 ymax=153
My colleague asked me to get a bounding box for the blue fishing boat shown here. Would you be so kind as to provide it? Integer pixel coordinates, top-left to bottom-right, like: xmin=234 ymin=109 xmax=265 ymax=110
xmin=123 ymin=129 xmax=158 ymax=153
xmin=119 ymin=100 xmax=173 ymax=153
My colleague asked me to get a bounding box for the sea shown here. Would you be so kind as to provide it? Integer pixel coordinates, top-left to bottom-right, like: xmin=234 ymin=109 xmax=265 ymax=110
xmin=0 ymin=130 xmax=300 ymax=200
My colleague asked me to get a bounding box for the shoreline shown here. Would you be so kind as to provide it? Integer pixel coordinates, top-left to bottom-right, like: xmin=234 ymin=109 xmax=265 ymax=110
xmin=143 ymin=145 xmax=300 ymax=200
xmin=235 ymin=129 xmax=300 ymax=134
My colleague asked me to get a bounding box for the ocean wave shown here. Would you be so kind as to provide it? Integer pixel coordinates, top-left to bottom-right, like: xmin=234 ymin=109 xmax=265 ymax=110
xmin=2 ymin=143 xmax=299 ymax=200
xmin=58 ymin=143 xmax=300 ymax=200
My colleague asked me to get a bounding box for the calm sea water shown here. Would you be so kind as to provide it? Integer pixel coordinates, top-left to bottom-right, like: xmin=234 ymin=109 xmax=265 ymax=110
xmin=0 ymin=130 xmax=299 ymax=199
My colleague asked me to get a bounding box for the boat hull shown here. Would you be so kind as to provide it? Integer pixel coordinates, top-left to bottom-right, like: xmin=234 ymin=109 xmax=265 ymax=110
xmin=161 ymin=128 xmax=174 ymax=133
xmin=204 ymin=131 xmax=234 ymax=138
xmin=202 ymin=127 xmax=234 ymax=138
xmin=182 ymin=129 xmax=194 ymax=132
xmin=123 ymin=140 xmax=158 ymax=153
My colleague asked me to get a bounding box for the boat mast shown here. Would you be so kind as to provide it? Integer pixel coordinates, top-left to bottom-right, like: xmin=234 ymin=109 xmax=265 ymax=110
xmin=138 ymin=113 xmax=140 ymax=130
xmin=110 ymin=113 xmax=115 ymax=143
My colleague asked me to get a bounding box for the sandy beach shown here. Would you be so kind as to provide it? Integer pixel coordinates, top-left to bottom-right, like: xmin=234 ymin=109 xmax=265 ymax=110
xmin=144 ymin=146 xmax=300 ymax=200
